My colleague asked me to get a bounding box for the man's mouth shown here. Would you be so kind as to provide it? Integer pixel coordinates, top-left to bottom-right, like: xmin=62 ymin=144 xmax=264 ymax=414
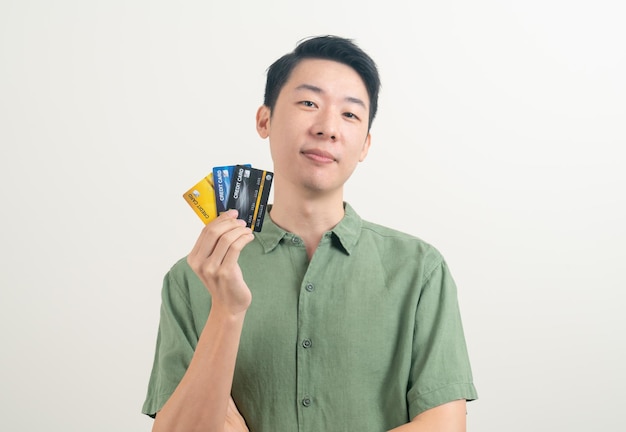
xmin=301 ymin=149 xmax=336 ymax=163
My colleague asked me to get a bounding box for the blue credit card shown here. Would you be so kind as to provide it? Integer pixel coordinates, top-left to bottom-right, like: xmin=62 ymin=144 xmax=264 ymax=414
xmin=212 ymin=164 xmax=251 ymax=214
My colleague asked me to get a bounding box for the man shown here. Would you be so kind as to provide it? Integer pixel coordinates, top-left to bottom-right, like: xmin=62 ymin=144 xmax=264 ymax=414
xmin=143 ymin=35 xmax=478 ymax=431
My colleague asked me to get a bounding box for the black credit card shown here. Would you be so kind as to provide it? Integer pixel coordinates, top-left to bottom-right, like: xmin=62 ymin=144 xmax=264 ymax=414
xmin=226 ymin=165 xmax=273 ymax=232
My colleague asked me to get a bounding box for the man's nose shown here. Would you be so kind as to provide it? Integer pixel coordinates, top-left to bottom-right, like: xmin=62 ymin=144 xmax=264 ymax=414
xmin=314 ymin=110 xmax=339 ymax=141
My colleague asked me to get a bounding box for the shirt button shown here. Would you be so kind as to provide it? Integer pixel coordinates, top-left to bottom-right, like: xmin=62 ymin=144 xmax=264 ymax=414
xmin=291 ymin=236 xmax=300 ymax=244
xmin=305 ymin=283 xmax=314 ymax=292
xmin=302 ymin=338 xmax=312 ymax=348
xmin=302 ymin=397 xmax=312 ymax=407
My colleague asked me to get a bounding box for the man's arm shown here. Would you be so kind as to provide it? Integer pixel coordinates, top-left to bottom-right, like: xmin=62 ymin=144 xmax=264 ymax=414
xmin=152 ymin=211 xmax=254 ymax=432
xmin=388 ymin=400 xmax=467 ymax=432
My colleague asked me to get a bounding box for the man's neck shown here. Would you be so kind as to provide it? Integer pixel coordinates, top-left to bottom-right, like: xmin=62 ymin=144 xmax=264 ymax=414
xmin=269 ymin=188 xmax=345 ymax=260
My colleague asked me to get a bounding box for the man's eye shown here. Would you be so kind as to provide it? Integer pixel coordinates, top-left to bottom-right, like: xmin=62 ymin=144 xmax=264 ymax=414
xmin=344 ymin=112 xmax=359 ymax=120
xmin=301 ymin=101 xmax=316 ymax=107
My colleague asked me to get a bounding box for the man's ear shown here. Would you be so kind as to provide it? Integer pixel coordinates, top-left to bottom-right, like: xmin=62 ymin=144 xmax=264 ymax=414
xmin=256 ymin=105 xmax=271 ymax=139
xmin=359 ymin=133 xmax=372 ymax=162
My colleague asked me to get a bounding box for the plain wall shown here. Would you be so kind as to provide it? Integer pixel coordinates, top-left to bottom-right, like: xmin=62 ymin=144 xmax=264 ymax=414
xmin=1 ymin=1 xmax=624 ymax=430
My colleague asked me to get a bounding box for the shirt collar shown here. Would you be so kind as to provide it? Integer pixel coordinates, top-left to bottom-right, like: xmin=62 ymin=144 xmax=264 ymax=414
xmin=254 ymin=202 xmax=362 ymax=255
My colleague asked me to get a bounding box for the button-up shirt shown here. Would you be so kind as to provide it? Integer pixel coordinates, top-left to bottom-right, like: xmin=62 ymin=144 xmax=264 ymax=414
xmin=142 ymin=203 xmax=477 ymax=431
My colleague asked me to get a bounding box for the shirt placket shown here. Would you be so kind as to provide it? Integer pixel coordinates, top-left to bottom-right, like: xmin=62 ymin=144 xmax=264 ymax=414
xmin=292 ymin=233 xmax=326 ymax=431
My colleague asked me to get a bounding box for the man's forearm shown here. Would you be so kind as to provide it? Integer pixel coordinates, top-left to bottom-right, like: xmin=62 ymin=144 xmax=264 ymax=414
xmin=152 ymin=307 xmax=246 ymax=432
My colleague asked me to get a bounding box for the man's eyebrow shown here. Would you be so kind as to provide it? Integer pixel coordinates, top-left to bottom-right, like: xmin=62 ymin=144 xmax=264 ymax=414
xmin=295 ymin=83 xmax=323 ymax=94
xmin=294 ymin=84 xmax=367 ymax=109
xmin=345 ymin=96 xmax=366 ymax=110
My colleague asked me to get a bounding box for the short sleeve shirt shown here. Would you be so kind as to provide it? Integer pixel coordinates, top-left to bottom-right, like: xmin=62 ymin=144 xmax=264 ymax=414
xmin=142 ymin=203 xmax=478 ymax=431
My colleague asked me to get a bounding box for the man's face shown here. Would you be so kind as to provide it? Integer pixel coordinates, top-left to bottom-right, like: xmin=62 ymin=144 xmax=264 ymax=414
xmin=256 ymin=58 xmax=371 ymax=197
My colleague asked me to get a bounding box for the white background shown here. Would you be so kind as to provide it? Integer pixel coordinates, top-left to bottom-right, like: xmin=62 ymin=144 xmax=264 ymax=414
xmin=1 ymin=1 xmax=624 ymax=431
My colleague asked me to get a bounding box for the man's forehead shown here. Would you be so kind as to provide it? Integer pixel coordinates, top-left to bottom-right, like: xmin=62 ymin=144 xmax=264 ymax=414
xmin=286 ymin=59 xmax=369 ymax=103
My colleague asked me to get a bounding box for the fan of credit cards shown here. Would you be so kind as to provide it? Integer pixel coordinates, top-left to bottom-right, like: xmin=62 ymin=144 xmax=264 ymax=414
xmin=183 ymin=164 xmax=273 ymax=232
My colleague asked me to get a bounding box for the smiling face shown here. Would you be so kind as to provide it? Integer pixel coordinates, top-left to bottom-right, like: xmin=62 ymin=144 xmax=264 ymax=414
xmin=256 ymin=58 xmax=372 ymax=199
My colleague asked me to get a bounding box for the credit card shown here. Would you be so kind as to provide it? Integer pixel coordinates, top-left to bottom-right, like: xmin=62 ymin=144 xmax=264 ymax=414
xmin=182 ymin=173 xmax=218 ymax=224
xmin=226 ymin=165 xmax=273 ymax=232
xmin=212 ymin=164 xmax=251 ymax=214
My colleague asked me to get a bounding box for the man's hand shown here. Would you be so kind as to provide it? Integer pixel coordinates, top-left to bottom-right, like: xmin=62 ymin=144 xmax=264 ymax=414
xmin=187 ymin=210 xmax=255 ymax=315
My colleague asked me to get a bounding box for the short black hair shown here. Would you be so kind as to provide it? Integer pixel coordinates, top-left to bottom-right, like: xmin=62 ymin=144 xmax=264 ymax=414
xmin=263 ymin=35 xmax=381 ymax=130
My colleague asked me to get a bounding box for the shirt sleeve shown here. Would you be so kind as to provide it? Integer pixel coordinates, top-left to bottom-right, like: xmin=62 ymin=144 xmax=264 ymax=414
xmin=406 ymin=258 xmax=478 ymax=419
xmin=142 ymin=268 xmax=199 ymax=417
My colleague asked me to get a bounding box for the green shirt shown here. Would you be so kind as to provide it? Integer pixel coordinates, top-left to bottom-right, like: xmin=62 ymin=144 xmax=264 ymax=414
xmin=142 ymin=203 xmax=477 ymax=431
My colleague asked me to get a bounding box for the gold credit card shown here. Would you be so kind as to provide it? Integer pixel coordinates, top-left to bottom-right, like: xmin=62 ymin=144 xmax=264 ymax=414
xmin=182 ymin=173 xmax=218 ymax=224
